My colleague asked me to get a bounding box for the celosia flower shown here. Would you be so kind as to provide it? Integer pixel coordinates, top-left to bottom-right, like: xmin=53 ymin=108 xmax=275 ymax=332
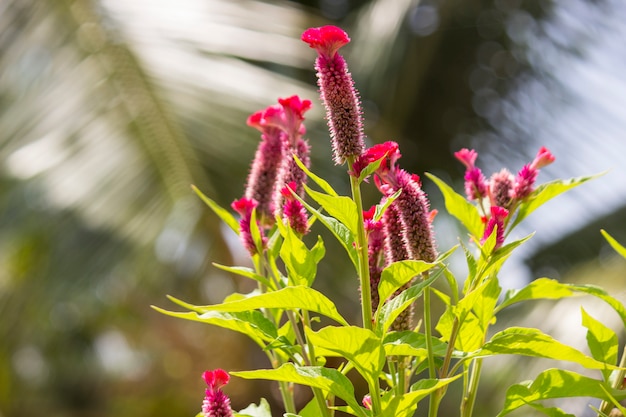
xmin=201 ymin=369 xmax=233 ymax=417
xmin=231 ymin=197 xmax=266 ymax=255
xmin=364 ymin=206 xmax=385 ymax=313
xmin=375 ymin=153 xmax=437 ymax=332
xmin=512 ymin=146 xmax=555 ymax=200
xmin=351 ymin=141 xmax=399 ymax=179
xmin=455 ymin=148 xmax=487 ymax=201
xmin=244 ymin=107 xmax=286 ymax=224
xmin=277 ymin=95 xmax=312 ymax=144
xmin=530 ymin=146 xmax=555 ymax=170
xmin=489 ymin=169 xmax=514 ymax=209
xmin=280 ymin=182 xmax=309 ymax=235
xmin=481 ymin=206 xmax=509 ymax=250
xmin=362 ymin=394 xmax=373 ymax=411
xmin=302 ymin=26 xmax=365 ymax=165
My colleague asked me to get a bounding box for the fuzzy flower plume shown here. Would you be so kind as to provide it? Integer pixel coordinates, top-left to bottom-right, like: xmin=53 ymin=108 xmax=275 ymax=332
xmin=364 ymin=206 xmax=385 ymax=314
xmin=512 ymin=147 xmax=555 ymax=200
xmin=302 ymin=26 xmax=365 ymax=165
xmin=481 ymin=206 xmax=509 ymax=250
xmin=245 ymin=106 xmax=286 ymax=224
xmin=231 ymin=198 xmax=266 ymax=255
xmin=201 ymin=369 xmax=233 ymax=417
xmin=280 ymin=182 xmax=309 ymax=235
xmin=489 ymin=169 xmax=514 ymax=209
xmin=374 ymin=151 xmax=438 ymax=331
xmin=454 ymin=148 xmax=487 ymax=201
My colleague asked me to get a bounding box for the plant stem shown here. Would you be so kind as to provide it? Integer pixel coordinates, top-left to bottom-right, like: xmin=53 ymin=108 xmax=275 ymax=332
xmin=348 ymin=159 xmax=382 ymax=416
xmin=424 ymin=283 xmax=440 ymax=417
xmin=599 ymin=345 xmax=626 ymax=415
xmin=461 ymin=358 xmax=483 ymax=417
xmin=348 ymin=166 xmax=373 ymax=331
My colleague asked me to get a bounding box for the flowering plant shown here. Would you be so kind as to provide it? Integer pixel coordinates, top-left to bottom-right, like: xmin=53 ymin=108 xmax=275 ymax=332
xmin=155 ymin=25 xmax=626 ymax=417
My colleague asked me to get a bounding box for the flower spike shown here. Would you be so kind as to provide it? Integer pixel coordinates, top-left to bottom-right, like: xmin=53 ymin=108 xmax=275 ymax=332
xmin=201 ymin=369 xmax=234 ymax=417
xmin=302 ymin=25 xmax=365 ymax=165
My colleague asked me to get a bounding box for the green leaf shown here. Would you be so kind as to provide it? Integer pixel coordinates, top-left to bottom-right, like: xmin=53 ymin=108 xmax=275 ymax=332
xmin=166 ymin=286 xmax=348 ymax=325
xmin=497 ymin=278 xmax=626 ymax=330
xmin=497 ymin=278 xmax=582 ymax=313
xmin=526 ymin=403 xmax=575 ymax=417
xmin=294 ymin=197 xmax=358 ymax=272
xmin=383 ymin=331 xmax=448 ymax=359
xmin=476 ymin=327 xmax=618 ymax=371
xmin=296 ymin=397 xmax=323 ymax=417
xmin=375 ymin=271 xmax=441 ymax=335
xmin=278 ymin=219 xmax=325 ymax=286
xmin=510 ymin=173 xmax=603 ymax=230
xmin=293 ymin=155 xmax=338 ymax=197
xmin=192 ymin=185 xmax=240 ymax=234
xmin=378 ymin=260 xmax=437 ymax=306
xmin=582 ymin=308 xmax=619 ymax=381
xmin=305 ymin=185 xmax=358 ymax=235
xmin=497 ymin=368 xmax=626 ymax=416
xmin=426 ymin=173 xmax=483 ymax=239
xmin=482 ymin=233 xmax=534 ymax=278
xmin=306 ymin=326 xmax=384 ymax=387
xmin=212 ymin=263 xmax=273 ymax=289
xmin=357 ymin=154 xmax=385 ymax=184
xmin=151 ymin=308 xmax=276 ymax=347
xmin=374 ymin=188 xmax=402 ymax=221
xmin=380 ymin=376 xmax=462 ymax=417
xmin=601 ymin=229 xmax=626 ymax=259
xmin=231 ymin=364 xmax=367 ymax=417
xmin=236 ymin=398 xmax=273 ymax=417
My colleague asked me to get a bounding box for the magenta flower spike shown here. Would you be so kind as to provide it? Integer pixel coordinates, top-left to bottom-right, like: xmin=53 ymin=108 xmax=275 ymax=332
xmin=232 ymin=197 xmax=266 ymax=255
xmin=364 ymin=206 xmax=385 ymax=313
xmin=481 ymin=206 xmax=509 ymax=249
xmin=245 ymin=106 xmax=287 ymax=225
xmin=512 ymin=146 xmax=555 ymax=200
xmin=489 ymin=169 xmax=515 ymax=209
xmin=530 ymin=146 xmax=555 ymax=169
xmin=302 ymin=26 xmax=365 ymax=165
xmin=455 ymin=148 xmax=488 ymax=201
xmin=201 ymin=369 xmax=234 ymax=417
xmin=280 ymin=182 xmax=309 ymax=235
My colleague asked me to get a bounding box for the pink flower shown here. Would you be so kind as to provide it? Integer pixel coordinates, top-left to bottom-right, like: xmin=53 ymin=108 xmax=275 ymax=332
xmin=530 ymin=146 xmax=555 ymax=170
xmin=277 ymin=95 xmax=312 ymax=145
xmin=362 ymin=394 xmax=373 ymax=411
xmin=455 ymin=148 xmax=487 ymax=201
xmin=481 ymin=206 xmax=509 ymax=249
xmin=351 ymin=141 xmax=399 ymax=179
xmin=512 ymin=164 xmax=538 ymax=200
xmin=202 ymin=369 xmax=233 ymax=417
xmin=364 ymin=205 xmax=385 ymax=313
xmin=489 ymin=169 xmax=514 ymax=209
xmin=280 ymin=182 xmax=309 ymax=235
xmin=302 ymin=26 xmax=364 ymax=165
xmin=231 ymin=198 xmax=266 ymax=255
xmin=301 ymin=25 xmax=350 ymax=59
xmin=464 ymin=167 xmax=488 ymax=201
xmin=244 ymin=107 xmax=286 ymax=224
xmin=454 ymin=148 xmax=478 ymax=169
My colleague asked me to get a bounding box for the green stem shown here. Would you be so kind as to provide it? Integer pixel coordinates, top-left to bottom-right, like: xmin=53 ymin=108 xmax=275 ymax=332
xmin=348 ymin=166 xmax=373 ymax=331
xmin=348 ymin=159 xmax=382 ymax=416
xmin=461 ymin=358 xmax=483 ymax=417
xmin=599 ymin=346 xmax=626 ymax=415
xmin=424 ymin=284 xmax=440 ymax=417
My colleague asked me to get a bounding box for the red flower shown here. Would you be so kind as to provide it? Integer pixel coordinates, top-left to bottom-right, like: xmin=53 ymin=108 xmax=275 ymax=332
xmin=201 ymin=369 xmax=233 ymax=417
xmin=481 ymin=206 xmax=509 ymax=250
xmin=301 ymin=25 xmax=350 ymax=59
xmin=351 ymin=141 xmax=399 ymax=179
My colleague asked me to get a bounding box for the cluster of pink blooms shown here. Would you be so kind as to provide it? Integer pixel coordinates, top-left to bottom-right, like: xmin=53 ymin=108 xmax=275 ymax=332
xmin=201 ymin=369 xmax=233 ymax=417
xmin=455 ymin=146 xmax=555 ymax=248
xmin=232 ymin=96 xmax=312 ymax=254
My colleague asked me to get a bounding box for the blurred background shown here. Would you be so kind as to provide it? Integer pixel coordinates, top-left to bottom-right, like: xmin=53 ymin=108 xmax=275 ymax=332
xmin=1 ymin=0 xmax=626 ymax=416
